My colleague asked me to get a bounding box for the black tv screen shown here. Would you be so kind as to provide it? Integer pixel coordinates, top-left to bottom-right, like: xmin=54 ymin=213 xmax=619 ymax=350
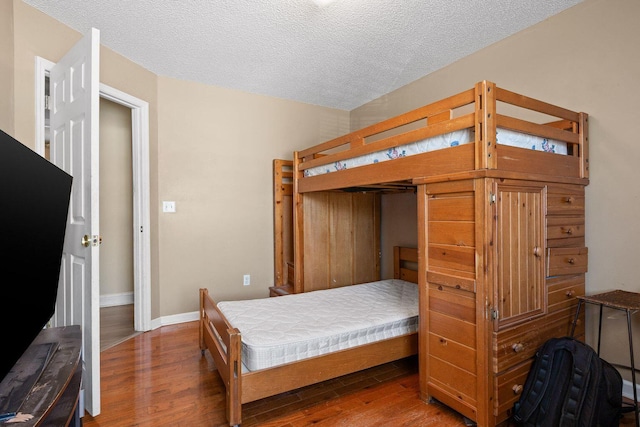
xmin=0 ymin=129 xmax=72 ymax=381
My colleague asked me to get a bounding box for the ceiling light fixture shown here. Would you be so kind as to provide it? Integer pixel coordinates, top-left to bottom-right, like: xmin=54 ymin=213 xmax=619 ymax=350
xmin=310 ymin=0 xmax=337 ymax=7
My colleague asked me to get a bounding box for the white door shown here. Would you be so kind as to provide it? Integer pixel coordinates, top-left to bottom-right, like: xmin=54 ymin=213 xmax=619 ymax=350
xmin=49 ymin=27 xmax=101 ymax=416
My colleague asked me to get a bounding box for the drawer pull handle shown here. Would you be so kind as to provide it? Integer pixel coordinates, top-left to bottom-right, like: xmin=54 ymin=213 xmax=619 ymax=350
xmin=512 ymin=343 xmax=525 ymax=353
xmin=513 ymin=384 xmax=523 ymax=395
xmin=568 ymin=258 xmax=575 ymax=264
xmin=565 ymin=196 xmax=575 ymax=204
xmin=564 ymin=227 xmax=574 ymax=235
xmin=566 ymin=290 xmax=575 ymax=298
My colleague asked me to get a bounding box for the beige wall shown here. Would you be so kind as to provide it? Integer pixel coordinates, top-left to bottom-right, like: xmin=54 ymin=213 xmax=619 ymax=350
xmin=355 ymin=0 xmax=640 ymax=377
xmin=380 ymin=192 xmax=417 ymax=278
xmin=0 ymin=1 xmax=14 ymax=134
xmin=99 ymin=98 xmax=133 ymax=297
xmin=156 ymin=76 xmax=348 ymax=315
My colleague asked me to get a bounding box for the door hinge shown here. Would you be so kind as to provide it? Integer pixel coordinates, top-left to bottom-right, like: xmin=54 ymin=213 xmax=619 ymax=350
xmin=489 ymin=192 xmax=496 ymax=204
xmin=45 ymin=94 xmax=51 ymax=111
xmin=490 ymin=307 xmax=499 ymax=320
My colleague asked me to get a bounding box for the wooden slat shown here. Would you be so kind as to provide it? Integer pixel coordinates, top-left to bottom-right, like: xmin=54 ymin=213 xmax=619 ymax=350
xmin=430 ymin=310 xmax=476 ymax=349
xmin=298 ymin=144 xmax=476 ymax=193
xmin=579 ymin=112 xmax=589 ymax=179
xmin=496 ymin=114 xmax=580 ymax=144
xmin=497 ymin=145 xmax=581 ymax=178
xmin=427 ymin=270 xmax=476 ymax=293
xmin=495 ymin=86 xmax=581 ymax=123
xmin=429 ymin=282 xmax=476 ymax=323
xmin=429 ymin=221 xmax=475 ymax=247
xmin=299 ymin=113 xmax=474 ymax=172
xmin=298 ymin=88 xmax=475 ymax=159
xmin=429 ymin=354 xmax=478 ymax=401
xmin=429 ymin=332 xmax=477 ymax=374
xmin=428 ymin=243 xmax=475 ymax=274
xmin=241 ymin=333 xmax=418 ymax=403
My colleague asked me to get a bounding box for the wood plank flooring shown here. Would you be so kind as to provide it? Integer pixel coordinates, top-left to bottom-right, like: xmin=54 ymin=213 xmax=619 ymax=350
xmin=100 ymin=304 xmax=141 ymax=351
xmin=82 ymin=321 xmax=471 ymax=427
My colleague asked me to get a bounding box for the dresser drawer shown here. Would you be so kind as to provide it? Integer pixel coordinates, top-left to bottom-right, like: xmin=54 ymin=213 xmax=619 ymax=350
xmin=494 ymin=359 xmax=532 ymax=421
xmin=547 ymin=274 xmax=584 ymax=313
xmin=547 ymin=216 xmax=585 ymax=248
xmin=547 ymin=247 xmax=588 ymax=276
xmin=494 ymin=306 xmax=579 ymax=373
xmin=547 ymin=185 xmax=585 ymax=216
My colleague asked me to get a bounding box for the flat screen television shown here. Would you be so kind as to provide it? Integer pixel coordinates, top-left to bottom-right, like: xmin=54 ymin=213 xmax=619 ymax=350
xmin=0 ymin=129 xmax=73 ymax=382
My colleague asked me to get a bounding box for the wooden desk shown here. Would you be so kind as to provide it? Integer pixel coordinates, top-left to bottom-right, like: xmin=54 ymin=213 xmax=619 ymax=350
xmin=0 ymin=326 xmax=82 ymax=426
xmin=571 ymin=290 xmax=640 ymax=427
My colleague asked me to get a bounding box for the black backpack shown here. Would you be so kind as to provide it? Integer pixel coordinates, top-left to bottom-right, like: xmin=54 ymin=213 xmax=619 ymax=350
xmin=513 ymin=336 xmax=623 ymax=427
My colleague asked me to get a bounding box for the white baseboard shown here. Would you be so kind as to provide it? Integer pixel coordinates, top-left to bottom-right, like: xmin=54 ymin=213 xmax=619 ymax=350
xmin=623 ymin=379 xmax=640 ymax=402
xmin=150 ymin=311 xmax=199 ymax=330
xmin=100 ymin=292 xmax=134 ymax=307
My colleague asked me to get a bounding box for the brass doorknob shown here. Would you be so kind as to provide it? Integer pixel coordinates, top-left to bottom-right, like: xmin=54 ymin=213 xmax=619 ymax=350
xmin=82 ymin=235 xmax=102 ymax=247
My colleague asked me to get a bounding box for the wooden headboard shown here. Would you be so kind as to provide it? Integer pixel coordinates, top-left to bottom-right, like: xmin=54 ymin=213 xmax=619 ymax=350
xmin=393 ymin=246 xmax=418 ymax=284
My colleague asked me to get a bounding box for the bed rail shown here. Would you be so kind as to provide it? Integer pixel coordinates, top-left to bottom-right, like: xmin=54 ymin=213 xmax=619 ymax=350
xmin=294 ymin=81 xmax=588 ymax=193
xmin=199 ymin=288 xmax=242 ymax=425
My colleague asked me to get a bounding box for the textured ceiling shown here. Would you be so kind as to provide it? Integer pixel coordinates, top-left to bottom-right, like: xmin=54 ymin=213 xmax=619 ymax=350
xmin=23 ymin=0 xmax=582 ymax=110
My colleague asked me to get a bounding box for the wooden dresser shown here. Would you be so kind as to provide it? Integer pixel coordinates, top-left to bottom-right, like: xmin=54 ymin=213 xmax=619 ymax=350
xmin=416 ymin=177 xmax=587 ymax=426
xmin=0 ymin=325 xmax=82 ymax=426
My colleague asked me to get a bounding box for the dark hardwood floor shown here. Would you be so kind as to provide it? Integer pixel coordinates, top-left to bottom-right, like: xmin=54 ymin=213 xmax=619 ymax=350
xmin=100 ymin=304 xmax=141 ymax=351
xmin=83 ymin=315 xmax=640 ymax=426
xmin=82 ymin=321 xmax=471 ymax=427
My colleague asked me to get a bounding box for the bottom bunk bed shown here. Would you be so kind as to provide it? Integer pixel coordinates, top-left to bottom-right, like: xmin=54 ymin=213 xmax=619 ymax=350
xmin=199 ymin=246 xmax=419 ymax=426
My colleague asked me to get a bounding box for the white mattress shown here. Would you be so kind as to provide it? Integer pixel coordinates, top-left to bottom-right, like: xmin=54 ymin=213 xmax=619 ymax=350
xmin=304 ymin=127 xmax=567 ymax=177
xmin=217 ymin=279 xmax=418 ymax=372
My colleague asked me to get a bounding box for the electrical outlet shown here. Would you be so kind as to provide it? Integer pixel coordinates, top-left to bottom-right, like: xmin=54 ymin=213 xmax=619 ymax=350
xmin=243 ymin=274 xmax=250 ymax=286
xmin=162 ymin=201 xmax=176 ymax=213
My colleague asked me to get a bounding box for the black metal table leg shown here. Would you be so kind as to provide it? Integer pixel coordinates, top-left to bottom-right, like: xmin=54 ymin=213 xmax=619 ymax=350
xmin=627 ymin=309 xmax=639 ymax=427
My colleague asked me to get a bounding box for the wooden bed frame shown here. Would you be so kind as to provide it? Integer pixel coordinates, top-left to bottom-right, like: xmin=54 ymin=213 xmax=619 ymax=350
xmin=199 ymin=246 xmax=418 ymax=426
xmin=292 ymin=81 xmax=589 ymax=426
xmin=294 ymin=80 xmax=588 ymax=197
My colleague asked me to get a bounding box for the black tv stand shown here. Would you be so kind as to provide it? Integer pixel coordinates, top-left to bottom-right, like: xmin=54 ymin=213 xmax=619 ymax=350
xmin=0 ymin=326 xmax=82 ymax=426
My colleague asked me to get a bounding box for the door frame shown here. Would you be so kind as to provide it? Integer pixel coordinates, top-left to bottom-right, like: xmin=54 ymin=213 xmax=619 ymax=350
xmin=35 ymin=56 xmax=152 ymax=332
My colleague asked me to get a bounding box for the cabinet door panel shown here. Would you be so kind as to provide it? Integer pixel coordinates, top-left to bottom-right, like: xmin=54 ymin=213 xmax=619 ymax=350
xmin=495 ymin=183 xmax=546 ymax=329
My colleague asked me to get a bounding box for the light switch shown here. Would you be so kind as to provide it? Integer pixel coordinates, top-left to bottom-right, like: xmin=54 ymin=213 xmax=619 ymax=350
xmin=162 ymin=201 xmax=176 ymax=213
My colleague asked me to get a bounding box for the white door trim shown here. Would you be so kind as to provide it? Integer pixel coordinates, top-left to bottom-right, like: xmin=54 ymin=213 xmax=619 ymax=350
xmin=35 ymin=56 xmax=152 ymax=332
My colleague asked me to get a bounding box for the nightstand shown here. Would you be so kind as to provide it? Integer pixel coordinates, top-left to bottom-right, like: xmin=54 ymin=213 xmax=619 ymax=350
xmin=269 ymin=284 xmax=293 ymax=297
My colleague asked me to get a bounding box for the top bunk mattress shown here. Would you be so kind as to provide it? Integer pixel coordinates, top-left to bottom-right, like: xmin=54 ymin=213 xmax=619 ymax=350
xmin=217 ymin=279 xmax=418 ymax=371
xmin=304 ymin=127 xmax=567 ymax=177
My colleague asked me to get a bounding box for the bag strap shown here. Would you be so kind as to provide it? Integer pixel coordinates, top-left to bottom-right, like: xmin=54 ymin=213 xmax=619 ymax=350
xmin=513 ymin=338 xmax=560 ymax=422
xmin=559 ymin=338 xmax=601 ymax=426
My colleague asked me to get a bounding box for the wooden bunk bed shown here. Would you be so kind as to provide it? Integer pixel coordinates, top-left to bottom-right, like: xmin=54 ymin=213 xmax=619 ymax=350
xmin=293 ymin=81 xmax=589 ymax=426
xmin=200 ymin=246 xmax=419 ymax=426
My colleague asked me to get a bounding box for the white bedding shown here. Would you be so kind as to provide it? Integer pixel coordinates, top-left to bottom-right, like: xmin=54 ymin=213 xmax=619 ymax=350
xmin=304 ymin=127 xmax=567 ymax=177
xmin=217 ymin=279 xmax=418 ymax=372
